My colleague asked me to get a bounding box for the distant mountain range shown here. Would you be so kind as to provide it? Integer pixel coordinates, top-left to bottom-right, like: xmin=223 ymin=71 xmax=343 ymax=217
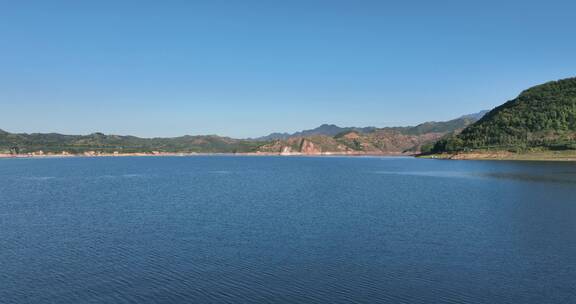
xmin=256 ymin=111 xmax=488 ymax=154
xmin=256 ymin=111 xmax=489 ymax=141
xmin=0 ymin=111 xmax=487 ymax=156
xmin=255 ymin=125 xmax=377 ymax=141
xmin=0 ymin=131 xmax=262 ymax=155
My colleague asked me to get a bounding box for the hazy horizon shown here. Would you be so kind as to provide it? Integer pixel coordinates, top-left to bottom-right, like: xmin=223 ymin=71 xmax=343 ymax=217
xmin=2 ymin=1 xmax=575 ymax=138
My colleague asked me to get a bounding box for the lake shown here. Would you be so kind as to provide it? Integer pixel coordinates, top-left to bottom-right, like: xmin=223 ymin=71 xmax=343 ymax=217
xmin=1 ymin=156 xmax=575 ymax=303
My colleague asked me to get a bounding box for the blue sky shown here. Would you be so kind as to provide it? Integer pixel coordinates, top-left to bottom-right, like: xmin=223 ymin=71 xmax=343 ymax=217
xmin=1 ymin=0 xmax=575 ymax=138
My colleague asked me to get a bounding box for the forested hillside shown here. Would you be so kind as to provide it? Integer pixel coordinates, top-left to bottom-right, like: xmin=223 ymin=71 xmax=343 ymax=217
xmin=430 ymin=77 xmax=576 ymax=153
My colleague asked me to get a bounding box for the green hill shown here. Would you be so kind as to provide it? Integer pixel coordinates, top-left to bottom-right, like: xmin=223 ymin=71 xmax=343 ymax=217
xmin=430 ymin=77 xmax=576 ymax=154
xmin=0 ymin=132 xmax=264 ymax=154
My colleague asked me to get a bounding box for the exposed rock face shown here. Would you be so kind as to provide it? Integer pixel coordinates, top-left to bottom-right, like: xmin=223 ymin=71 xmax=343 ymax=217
xmin=256 ymin=130 xmax=448 ymax=155
xmin=255 ymin=112 xmax=484 ymax=155
xmin=300 ymin=139 xmax=321 ymax=154
xmin=280 ymin=146 xmax=293 ymax=155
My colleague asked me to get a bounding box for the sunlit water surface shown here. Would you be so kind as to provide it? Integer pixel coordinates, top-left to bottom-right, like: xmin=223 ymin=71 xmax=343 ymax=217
xmin=1 ymin=156 xmax=575 ymax=303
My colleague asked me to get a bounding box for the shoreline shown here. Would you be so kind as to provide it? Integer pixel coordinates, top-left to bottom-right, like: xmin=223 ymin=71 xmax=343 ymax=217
xmin=419 ymin=150 xmax=576 ymax=162
xmin=0 ymin=151 xmax=413 ymax=159
xmin=3 ymin=151 xmax=576 ymax=161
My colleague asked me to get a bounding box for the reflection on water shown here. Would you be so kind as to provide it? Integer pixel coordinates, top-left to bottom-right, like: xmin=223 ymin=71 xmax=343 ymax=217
xmin=476 ymin=172 xmax=576 ymax=184
xmin=373 ymin=166 xmax=576 ymax=184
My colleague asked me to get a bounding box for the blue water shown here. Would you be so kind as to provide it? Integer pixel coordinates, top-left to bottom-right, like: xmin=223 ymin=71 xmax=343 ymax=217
xmin=1 ymin=156 xmax=575 ymax=303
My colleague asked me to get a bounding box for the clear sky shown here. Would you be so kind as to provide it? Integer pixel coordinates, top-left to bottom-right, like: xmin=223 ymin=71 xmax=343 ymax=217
xmin=1 ymin=0 xmax=575 ymax=138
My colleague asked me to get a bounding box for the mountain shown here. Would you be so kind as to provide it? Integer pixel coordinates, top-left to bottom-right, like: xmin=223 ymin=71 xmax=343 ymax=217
xmin=256 ymin=124 xmax=377 ymax=141
xmin=257 ymin=131 xmax=446 ymax=155
xmin=429 ymin=77 xmax=576 ymax=154
xmin=399 ymin=115 xmax=483 ymax=136
xmin=257 ymin=111 xmax=488 ymax=141
xmin=257 ymin=113 xmax=486 ymax=154
xmin=457 ymin=110 xmax=490 ymax=121
xmin=0 ymin=132 xmax=264 ymax=154
xmin=0 ymin=111 xmax=486 ymax=156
